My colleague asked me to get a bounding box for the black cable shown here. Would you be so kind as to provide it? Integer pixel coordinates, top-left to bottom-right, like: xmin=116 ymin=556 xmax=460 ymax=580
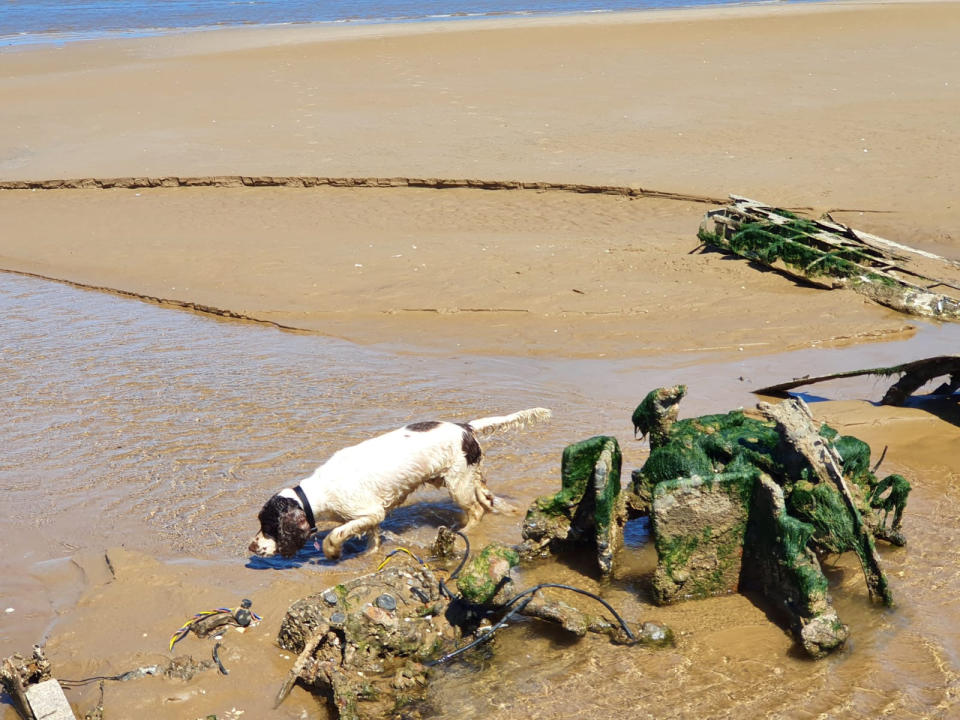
xmin=512 ymin=584 xmax=636 ymax=642
xmin=59 ymin=674 xmax=130 ymax=687
xmin=427 ymin=595 xmax=536 ymax=666
xmin=447 ymin=531 xmax=471 ymax=581
xmin=428 ymin=582 xmax=637 ymax=666
xmin=438 ymin=529 xmax=471 ymax=599
xmin=213 ymin=641 xmax=229 ymax=675
xmin=394 ymin=530 xmax=637 ymax=663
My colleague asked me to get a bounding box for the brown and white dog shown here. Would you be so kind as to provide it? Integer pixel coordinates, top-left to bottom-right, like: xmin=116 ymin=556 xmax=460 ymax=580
xmin=248 ymin=408 xmax=551 ymax=560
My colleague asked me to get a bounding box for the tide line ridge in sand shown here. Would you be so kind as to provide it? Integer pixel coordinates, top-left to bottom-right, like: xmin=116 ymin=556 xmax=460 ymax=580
xmin=0 ymin=174 xmax=727 ymax=205
xmin=0 ymin=267 xmax=311 ymax=334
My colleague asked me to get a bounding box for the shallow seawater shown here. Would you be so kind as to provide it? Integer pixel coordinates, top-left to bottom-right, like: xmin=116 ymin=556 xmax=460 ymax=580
xmin=2 ymin=271 xmax=960 ymax=718
xmin=0 ymin=0 xmax=822 ymax=46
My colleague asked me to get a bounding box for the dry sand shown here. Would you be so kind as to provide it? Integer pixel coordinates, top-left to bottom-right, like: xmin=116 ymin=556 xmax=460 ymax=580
xmin=2 ymin=2 xmax=960 ymax=719
xmin=0 ymin=185 xmax=922 ymax=358
xmin=2 ymin=0 xmax=959 ymax=357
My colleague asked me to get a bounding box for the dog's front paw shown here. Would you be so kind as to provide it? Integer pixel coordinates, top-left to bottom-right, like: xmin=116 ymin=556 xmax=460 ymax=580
xmin=322 ymin=534 xmax=342 ymax=560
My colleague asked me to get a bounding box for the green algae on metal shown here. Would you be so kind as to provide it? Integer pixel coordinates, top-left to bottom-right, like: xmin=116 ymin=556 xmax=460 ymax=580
xmin=630 ymin=388 xmax=909 ymax=657
xmin=522 ymin=435 xmax=626 ymax=576
xmin=456 ymin=543 xmax=520 ymax=605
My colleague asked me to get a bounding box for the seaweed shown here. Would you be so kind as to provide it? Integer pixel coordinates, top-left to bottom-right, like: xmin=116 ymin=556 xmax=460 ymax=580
xmin=456 ymin=543 xmax=520 ymax=605
xmin=521 ymin=436 xmax=625 ymax=575
xmin=699 ymin=217 xmax=869 ymax=280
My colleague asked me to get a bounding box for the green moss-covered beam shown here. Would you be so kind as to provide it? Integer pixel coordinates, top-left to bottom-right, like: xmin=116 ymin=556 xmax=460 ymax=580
xmin=700 ymin=199 xmax=960 ymax=321
xmin=521 ymin=436 xmax=625 ymax=576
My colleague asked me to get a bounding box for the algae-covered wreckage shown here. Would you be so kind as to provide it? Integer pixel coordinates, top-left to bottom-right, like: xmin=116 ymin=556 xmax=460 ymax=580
xmin=524 ymin=388 xmax=910 ymax=659
xmin=698 ymin=196 xmax=960 ymax=320
xmin=2 ymin=394 xmax=913 ymax=720
xmin=631 ymin=387 xmax=909 ymax=656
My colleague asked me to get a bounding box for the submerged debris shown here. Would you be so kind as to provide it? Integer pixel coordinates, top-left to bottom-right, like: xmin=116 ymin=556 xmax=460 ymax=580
xmin=699 ymin=196 xmax=960 ymax=320
xmin=275 ymin=532 xmax=665 ymax=719
xmin=756 ymin=354 xmax=960 ymax=406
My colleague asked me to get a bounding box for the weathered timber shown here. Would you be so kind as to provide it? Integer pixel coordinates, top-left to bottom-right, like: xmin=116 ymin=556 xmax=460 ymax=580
xmin=699 ymin=196 xmax=960 ymax=320
xmin=757 ymin=398 xmax=892 ymax=605
xmin=740 ymin=475 xmax=849 ymax=658
xmin=755 ymin=354 xmax=960 ymax=406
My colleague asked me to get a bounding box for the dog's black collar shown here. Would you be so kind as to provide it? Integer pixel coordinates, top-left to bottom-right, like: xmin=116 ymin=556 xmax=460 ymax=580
xmin=292 ymin=485 xmax=317 ymax=533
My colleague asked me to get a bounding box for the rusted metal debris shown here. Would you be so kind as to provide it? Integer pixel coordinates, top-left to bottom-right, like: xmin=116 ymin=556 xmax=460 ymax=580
xmin=756 ymin=355 xmax=960 ymax=405
xmin=699 ymin=196 xmax=960 ymax=320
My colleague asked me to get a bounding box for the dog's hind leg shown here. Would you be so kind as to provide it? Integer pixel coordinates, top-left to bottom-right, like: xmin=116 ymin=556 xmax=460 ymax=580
xmin=322 ymin=513 xmax=384 ymax=560
xmin=470 ymin=466 xmax=517 ymax=516
xmin=445 ymin=466 xmax=489 ymax=532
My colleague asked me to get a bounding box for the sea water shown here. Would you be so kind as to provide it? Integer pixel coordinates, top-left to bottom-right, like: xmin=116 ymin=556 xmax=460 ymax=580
xmin=1 ymin=0 xmax=807 ymax=46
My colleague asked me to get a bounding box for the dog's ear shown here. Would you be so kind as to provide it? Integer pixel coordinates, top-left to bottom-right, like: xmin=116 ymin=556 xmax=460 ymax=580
xmin=276 ymin=504 xmax=312 ymax=558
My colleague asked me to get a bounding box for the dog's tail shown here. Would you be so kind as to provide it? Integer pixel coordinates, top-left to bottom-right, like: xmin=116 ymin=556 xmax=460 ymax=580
xmin=467 ymin=408 xmax=552 ymax=436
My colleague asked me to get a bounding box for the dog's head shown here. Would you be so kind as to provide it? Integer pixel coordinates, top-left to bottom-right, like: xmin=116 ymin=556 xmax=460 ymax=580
xmin=248 ymin=494 xmax=312 ymax=558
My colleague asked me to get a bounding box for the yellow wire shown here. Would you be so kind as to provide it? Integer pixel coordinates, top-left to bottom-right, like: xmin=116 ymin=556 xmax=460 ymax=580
xmin=376 ymin=547 xmax=429 ymax=571
xmin=168 ymin=609 xmax=232 ymax=650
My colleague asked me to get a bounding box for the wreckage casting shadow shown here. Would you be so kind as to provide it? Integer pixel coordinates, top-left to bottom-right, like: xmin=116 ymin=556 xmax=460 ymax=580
xmin=901 ymin=395 xmax=960 ymax=430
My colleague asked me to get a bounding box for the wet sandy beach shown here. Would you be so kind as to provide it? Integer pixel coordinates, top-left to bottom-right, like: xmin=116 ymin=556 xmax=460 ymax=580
xmin=3 ymin=270 xmax=959 ymax=719
xmin=2 ymin=1 xmax=960 ymax=718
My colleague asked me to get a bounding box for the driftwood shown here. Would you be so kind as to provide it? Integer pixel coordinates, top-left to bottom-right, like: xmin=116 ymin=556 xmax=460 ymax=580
xmin=755 ymin=355 xmax=960 ymax=405
xmin=699 ymin=196 xmax=960 ymax=320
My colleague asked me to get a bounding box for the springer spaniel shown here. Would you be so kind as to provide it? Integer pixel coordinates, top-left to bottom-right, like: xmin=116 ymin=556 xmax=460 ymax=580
xmin=248 ymin=407 xmax=551 ymax=560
